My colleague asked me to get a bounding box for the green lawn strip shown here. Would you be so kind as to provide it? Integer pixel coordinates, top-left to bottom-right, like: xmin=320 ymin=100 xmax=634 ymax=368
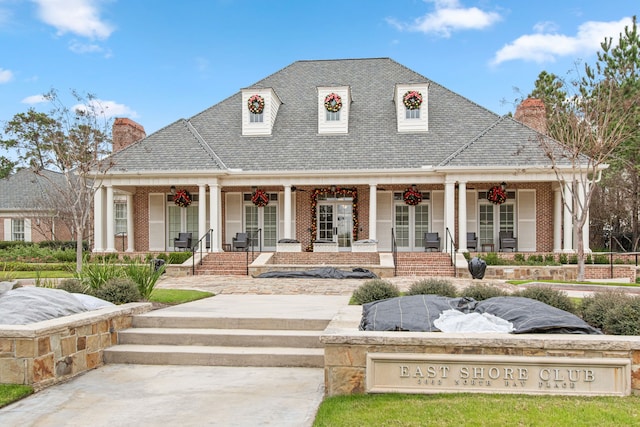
xmin=149 ymin=289 xmax=214 ymax=304
xmin=0 ymin=384 xmax=33 ymax=408
xmin=313 ymin=393 xmax=640 ymax=427
xmin=6 ymin=271 xmax=75 ymax=279
xmin=508 ymin=279 xmax=640 ymax=287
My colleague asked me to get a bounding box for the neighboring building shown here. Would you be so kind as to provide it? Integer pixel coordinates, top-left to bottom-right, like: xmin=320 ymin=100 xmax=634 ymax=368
xmin=0 ymin=169 xmax=73 ymax=242
xmin=94 ymin=58 xmax=590 ymax=254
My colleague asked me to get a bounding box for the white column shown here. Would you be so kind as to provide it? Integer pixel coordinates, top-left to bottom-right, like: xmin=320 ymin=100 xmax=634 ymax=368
xmin=209 ymin=183 xmax=222 ymax=252
xmin=369 ymin=184 xmax=377 ymax=241
xmin=198 ymin=184 xmax=207 ymax=246
xmin=563 ymin=182 xmax=573 ymax=252
xmin=126 ymin=193 xmax=134 ymax=252
xmin=93 ymin=187 xmax=105 ymax=252
xmin=105 ymin=185 xmax=115 ymax=252
xmin=284 ymin=185 xmax=292 ymax=239
xmin=444 ymin=180 xmax=456 ymax=252
xmin=457 ymin=181 xmax=467 ymax=252
xmin=553 ymin=187 xmax=562 ymax=252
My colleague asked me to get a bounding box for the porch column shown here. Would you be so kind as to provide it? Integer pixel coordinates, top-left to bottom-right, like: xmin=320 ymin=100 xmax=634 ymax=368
xmin=457 ymin=181 xmax=467 ymax=252
xmin=93 ymin=186 xmax=105 ymax=252
xmin=126 ymin=193 xmax=134 ymax=252
xmin=444 ymin=180 xmax=456 ymax=252
xmin=553 ymin=187 xmax=562 ymax=252
xmin=284 ymin=184 xmax=292 ymax=239
xmin=209 ymin=183 xmax=222 ymax=252
xmin=105 ymin=185 xmax=115 ymax=252
xmin=563 ymin=182 xmax=573 ymax=252
xmin=198 ymin=184 xmax=207 ymax=245
xmin=369 ymin=184 xmax=377 ymax=241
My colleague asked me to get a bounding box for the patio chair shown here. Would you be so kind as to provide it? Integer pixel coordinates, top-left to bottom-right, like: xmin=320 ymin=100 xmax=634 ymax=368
xmin=173 ymin=232 xmax=192 ymax=251
xmin=424 ymin=232 xmax=441 ymax=252
xmin=499 ymin=231 xmax=517 ymax=252
xmin=232 ymin=232 xmax=249 ymax=251
xmin=467 ymin=232 xmax=478 ymax=251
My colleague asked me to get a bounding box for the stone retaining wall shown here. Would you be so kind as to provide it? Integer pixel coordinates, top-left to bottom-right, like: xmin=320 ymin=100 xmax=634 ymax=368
xmin=456 ymin=263 xmax=637 ymax=282
xmin=0 ymin=303 xmax=151 ymax=390
xmin=321 ymin=306 xmax=640 ymax=397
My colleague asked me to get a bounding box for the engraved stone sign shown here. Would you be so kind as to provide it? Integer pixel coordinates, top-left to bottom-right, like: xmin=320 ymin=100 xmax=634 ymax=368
xmin=367 ymin=354 xmax=630 ymax=396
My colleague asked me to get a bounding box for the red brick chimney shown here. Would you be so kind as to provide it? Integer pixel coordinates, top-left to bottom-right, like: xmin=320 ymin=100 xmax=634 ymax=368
xmin=514 ymin=98 xmax=547 ymax=135
xmin=112 ymin=118 xmax=146 ymax=152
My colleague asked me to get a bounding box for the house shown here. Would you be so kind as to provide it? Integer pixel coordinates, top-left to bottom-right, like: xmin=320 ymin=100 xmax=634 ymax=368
xmin=0 ymin=169 xmax=73 ymax=242
xmin=94 ymin=58 xmax=589 ymax=257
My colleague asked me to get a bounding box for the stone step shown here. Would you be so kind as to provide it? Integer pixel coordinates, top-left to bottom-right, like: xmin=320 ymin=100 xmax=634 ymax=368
xmin=118 ymin=328 xmax=323 ymax=348
xmin=104 ymin=344 xmax=324 ymax=368
xmin=132 ymin=315 xmax=330 ymax=331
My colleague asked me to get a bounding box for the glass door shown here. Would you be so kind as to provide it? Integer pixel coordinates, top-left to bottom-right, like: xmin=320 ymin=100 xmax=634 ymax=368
xmin=244 ymin=203 xmax=278 ymax=250
xmin=318 ymin=201 xmax=353 ymax=250
xmin=167 ymin=205 xmax=198 ymax=250
xmin=394 ymin=203 xmax=430 ymax=251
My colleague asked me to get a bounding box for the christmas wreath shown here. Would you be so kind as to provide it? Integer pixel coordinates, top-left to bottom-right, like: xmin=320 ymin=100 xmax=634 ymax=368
xmin=487 ymin=186 xmax=507 ymax=205
xmin=324 ymin=93 xmax=342 ymax=112
xmin=403 ymin=187 xmax=422 ymax=205
xmin=403 ymin=90 xmax=423 ymax=110
xmin=247 ymin=94 xmax=265 ymax=114
xmin=251 ymin=188 xmax=269 ymax=207
xmin=174 ymin=189 xmax=192 ymax=207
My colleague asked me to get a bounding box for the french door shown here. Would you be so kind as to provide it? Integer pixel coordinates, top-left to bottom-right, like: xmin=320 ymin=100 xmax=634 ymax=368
xmin=244 ymin=204 xmax=278 ymax=250
xmin=317 ymin=201 xmax=353 ymax=250
xmin=478 ymin=201 xmax=515 ymax=249
xmin=394 ymin=203 xmax=430 ymax=251
xmin=167 ymin=205 xmax=198 ymax=250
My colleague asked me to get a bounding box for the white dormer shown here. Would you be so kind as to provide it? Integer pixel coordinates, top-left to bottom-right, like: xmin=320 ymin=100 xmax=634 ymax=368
xmin=395 ymin=83 xmax=429 ymax=133
xmin=242 ymin=87 xmax=282 ymax=136
xmin=318 ymin=86 xmax=350 ymax=134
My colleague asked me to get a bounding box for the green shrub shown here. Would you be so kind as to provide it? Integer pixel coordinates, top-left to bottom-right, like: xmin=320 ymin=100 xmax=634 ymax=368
xmin=601 ymin=296 xmax=640 ymax=335
xmin=461 ymin=283 xmax=508 ymax=301
xmin=156 ymin=253 xmax=169 ymax=261
xmin=57 ymin=278 xmax=89 ymax=294
xmin=351 ymin=279 xmax=400 ymax=305
xmin=168 ymin=252 xmax=191 ymax=264
xmin=526 ymin=254 xmax=543 ymax=264
xmin=0 ymin=261 xmax=73 ymax=272
xmin=482 ymin=252 xmax=502 ymax=265
xmin=514 ymin=286 xmax=575 ymax=313
xmin=405 ymin=278 xmax=457 ymax=297
xmin=91 ymin=277 xmax=141 ymax=304
xmin=123 ymin=262 xmax=165 ymax=300
xmin=76 ymin=262 xmax=124 ymax=290
xmin=0 ymin=241 xmax=33 ymax=250
xmin=580 ymin=290 xmax=632 ymax=331
xmin=558 ymin=253 xmax=568 ymax=264
xmin=514 ymin=253 xmax=525 ymax=263
xmin=544 ymin=254 xmax=556 ymax=264
xmin=592 ymin=254 xmax=610 ymax=265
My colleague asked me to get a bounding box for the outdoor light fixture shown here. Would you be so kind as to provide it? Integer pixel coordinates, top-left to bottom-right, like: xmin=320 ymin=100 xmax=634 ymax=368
xmin=170 ymin=186 xmax=176 ymax=195
xmin=330 ymin=185 xmax=336 ymax=193
xmin=501 ymin=182 xmax=507 ymax=191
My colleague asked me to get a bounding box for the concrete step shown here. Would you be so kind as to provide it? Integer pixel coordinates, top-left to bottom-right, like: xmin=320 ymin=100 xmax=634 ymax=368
xmin=118 ymin=328 xmax=323 ymax=348
xmin=104 ymin=344 xmax=324 ymax=368
xmin=132 ymin=316 xmax=330 ymax=331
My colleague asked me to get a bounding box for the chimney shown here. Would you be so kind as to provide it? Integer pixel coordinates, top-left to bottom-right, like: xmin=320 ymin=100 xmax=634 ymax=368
xmin=514 ymin=98 xmax=547 ymax=135
xmin=112 ymin=118 xmax=146 ymax=152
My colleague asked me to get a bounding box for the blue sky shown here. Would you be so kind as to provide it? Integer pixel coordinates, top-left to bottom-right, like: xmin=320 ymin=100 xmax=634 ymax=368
xmin=0 ymin=0 xmax=636 ymax=141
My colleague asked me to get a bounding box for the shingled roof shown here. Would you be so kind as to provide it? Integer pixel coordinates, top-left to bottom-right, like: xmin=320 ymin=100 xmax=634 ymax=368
xmin=0 ymin=169 xmax=66 ymax=210
xmin=108 ymin=58 xmax=556 ymax=173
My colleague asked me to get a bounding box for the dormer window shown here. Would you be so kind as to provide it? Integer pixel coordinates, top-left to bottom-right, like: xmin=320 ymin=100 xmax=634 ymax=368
xmin=242 ymin=88 xmax=281 ymax=136
xmin=396 ymin=84 xmax=429 ymax=133
xmin=318 ymin=87 xmax=350 ymax=134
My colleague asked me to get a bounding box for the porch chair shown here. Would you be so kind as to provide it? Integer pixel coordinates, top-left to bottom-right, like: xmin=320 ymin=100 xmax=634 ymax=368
xmin=173 ymin=232 xmax=192 ymax=251
xmin=424 ymin=232 xmax=441 ymax=252
xmin=499 ymin=231 xmax=517 ymax=252
xmin=232 ymin=232 xmax=249 ymax=251
xmin=467 ymin=232 xmax=478 ymax=251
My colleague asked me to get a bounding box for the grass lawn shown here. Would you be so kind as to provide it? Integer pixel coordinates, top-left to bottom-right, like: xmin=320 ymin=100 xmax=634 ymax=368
xmin=148 ymin=288 xmax=214 ymax=304
xmin=313 ymin=393 xmax=640 ymax=427
xmin=2 ymin=271 xmax=75 ymax=279
xmin=0 ymin=384 xmax=33 ymax=409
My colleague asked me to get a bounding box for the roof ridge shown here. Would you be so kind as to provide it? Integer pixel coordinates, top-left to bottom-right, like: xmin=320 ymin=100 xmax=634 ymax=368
xmin=439 ymin=116 xmax=507 ymax=166
xmin=184 ymin=120 xmax=227 ymax=169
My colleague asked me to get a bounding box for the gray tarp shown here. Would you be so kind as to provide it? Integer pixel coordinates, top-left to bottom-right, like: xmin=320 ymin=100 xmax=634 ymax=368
xmin=360 ymin=295 xmax=602 ymax=334
xmin=256 ymin=267 xmax=377 ymax=279
xmin=0 ymin=287 xmax=113 ymax=325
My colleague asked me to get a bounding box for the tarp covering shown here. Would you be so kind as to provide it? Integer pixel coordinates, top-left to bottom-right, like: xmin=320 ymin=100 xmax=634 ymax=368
xmin=256 ymin=267 xmax=377 ymax=279
xmin=434 ymin=309 xmax=514 ymax=333
xmin=360 ymin=295 xmax=602 ymax=334
xmin=0 ymin=287 xmax=114 ymax=325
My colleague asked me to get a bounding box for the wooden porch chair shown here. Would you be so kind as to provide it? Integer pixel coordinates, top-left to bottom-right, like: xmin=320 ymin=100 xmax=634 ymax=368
xmin=499 ymin=231 xmax=517 ymax=252
xmin=232 ymin=232 xmax=249 ymax=251
xmin=424 ymin=232 xmax=441 ymax=252
xmin=467 ymin=232 xmax=478 ymax=251
xmin=173 ymin=232 xmax=192 ymax=251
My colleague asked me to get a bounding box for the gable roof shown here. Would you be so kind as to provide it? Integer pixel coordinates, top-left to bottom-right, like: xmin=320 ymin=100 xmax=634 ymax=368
xmin=108 ymin=58 xmax=555 ymax=173
xmin=0 ymin=169 xmax=66 ymax=210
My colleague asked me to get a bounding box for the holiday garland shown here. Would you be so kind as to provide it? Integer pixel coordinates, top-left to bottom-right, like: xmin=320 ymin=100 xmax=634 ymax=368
xmin=324 ymin=93 xmax=342 ymax=112
xmin=247 ymin=94 xmax=265 ymax=114
xmin=403 ymin=187 xmax=423 ymax=205
xmin=487 ymin=185 xmax=507 ymax=205
xmin=174 ymin=189 xmax=192 ymax=207
xmin=307 ymin=187 xmax=358 ymax=251
xmin=251 ymin=188 xmax=269 ymax=207
xmin=403 ymin=90 xmax=423 ymax=110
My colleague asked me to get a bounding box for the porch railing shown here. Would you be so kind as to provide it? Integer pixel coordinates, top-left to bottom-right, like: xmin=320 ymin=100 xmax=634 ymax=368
xmin=445 ymin=227 xmax=457 ymax=277
xmin=116 ymin=232 xmax=126 ymax=252
xmin=245 ymin=228 xmax=262 ymax=275
xmin=391 ymin=228 xmax=398 ymax=276
xmin=191 ymin=229 xmax=213 ymax=275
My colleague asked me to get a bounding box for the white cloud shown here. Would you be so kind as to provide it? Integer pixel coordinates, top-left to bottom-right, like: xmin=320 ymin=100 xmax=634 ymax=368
xmin=74 ymin=99 xmax=139 ymax=119
xmin=22 ymin=94 xmax=47 ymax=104
xmin=0 ymin=68 xmax=13 ymax=83
xmin=33 ymin=0 xmax=114 ymax=39
xmin=492 ymin=17 xmax=633 ymax=65
xmin=389 ymin=0 xmax=501 ymax=38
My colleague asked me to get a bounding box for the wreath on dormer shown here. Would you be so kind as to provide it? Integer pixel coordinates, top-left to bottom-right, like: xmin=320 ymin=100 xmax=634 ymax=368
xmin=251 ymin=188 xmax=269 ymax=207
xmin=174 ymin=189 xmax=192 ymax=208
xmin=324 ymin=93 xmax=342 ymax=112
xmin=403 ymin=187 xmax=422 ymax=205
xmin=487 ymin=186 xmax=507 ymax=205
xmin=403 ymin=90 xmax=423 ymax=110
xmin=247 ymin=94 xmax=265 ymax=114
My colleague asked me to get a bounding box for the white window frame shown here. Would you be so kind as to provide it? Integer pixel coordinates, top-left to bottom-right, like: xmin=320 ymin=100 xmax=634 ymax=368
xmin=12 ymin=218 xmax=25 ymax=241
xmin=114 ymin=201 xmax=127 ymax=235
